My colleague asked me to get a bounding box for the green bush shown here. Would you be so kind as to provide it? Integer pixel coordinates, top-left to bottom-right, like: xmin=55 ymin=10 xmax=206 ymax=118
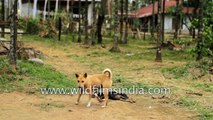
xmin=18 ymin=17 xmax=40 ymax=34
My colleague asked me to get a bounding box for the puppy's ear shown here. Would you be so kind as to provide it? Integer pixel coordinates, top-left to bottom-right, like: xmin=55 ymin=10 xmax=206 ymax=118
xmin=75 ymin=73 xmax=79 ymax=78
xmin=83 ymin=73 xmax=87 ymax=78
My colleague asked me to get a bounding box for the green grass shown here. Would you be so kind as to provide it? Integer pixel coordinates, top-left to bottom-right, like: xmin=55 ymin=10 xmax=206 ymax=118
xmin=161 ymin=66 xmax=189 ymax=79
xmin=17 ymin=34 xmax=212 ymax=119
xmin=179 ymin=97 xmax=213 ymax=120
xmin=192 ymin=83 xmax=213 ymax=92
xmin=0 ymin=56 xmax=76 ymax=93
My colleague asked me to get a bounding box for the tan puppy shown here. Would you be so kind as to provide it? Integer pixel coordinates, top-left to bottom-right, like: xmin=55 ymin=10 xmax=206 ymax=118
xmin=75 ymin=69 xmax=112 ymax=107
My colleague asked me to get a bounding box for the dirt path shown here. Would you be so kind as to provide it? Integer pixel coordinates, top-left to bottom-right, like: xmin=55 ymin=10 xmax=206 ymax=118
xmin=0 ymin=41 xmax=198 ymax=120
xmin=0 ymin=92 xmax=197 ymax=120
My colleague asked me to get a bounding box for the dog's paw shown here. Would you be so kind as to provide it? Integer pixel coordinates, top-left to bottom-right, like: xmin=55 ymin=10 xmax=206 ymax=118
xmin=75 ymin=102 xmax=79 ymax=105
xmin=86 ymin=104 xmax=91 ymax=108
xmin=101 ymin=105 xmax=106 ymax=108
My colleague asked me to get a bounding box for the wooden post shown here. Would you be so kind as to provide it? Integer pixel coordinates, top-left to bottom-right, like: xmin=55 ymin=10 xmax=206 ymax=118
xmin=9 ymin=0 xmax=18 ymax=69
xmin=1 ymin=0 xmax=5 ymax=38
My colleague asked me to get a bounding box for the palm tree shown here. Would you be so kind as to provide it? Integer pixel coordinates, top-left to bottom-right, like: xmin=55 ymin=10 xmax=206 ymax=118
xmin=174 ymin=0 xmax=180 ymax=39
xmin=151 ymin=0 xmax=155 ymax=41
xmin=110 ymin=0 xmax=120 ymax=52
xmin=78 ymin=0 xmax=82 ymax=43
xmin=162 ymin=0 xmax=165 ymax=43
xmin=84 ymin=0 xmax=89 ymax=45
xmin=196 ymin=0 xmax=204 ymax=61
xmin=9 ymin=0 xmax=18 ymax=69
xmin=119 ymin=0 xmax=124 ymax=43
xmin=123 ymin=0 xmax=128 ymax=44
xmin=1 ymin=0 xmax=5 ymax=38
xmin=155 ymin=0 xmax=162 ymax=62
xmin=96 ymin=0 xmax=107 ymax=44
xmin=91 ymin=0 xmax=96 ymax=45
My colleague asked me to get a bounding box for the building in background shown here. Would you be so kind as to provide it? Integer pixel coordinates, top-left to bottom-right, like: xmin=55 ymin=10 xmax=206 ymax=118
xmin=3 ymin=0 xmax=101 ymax=26
xmin=130 ymin=0 xmax=195 ymax=34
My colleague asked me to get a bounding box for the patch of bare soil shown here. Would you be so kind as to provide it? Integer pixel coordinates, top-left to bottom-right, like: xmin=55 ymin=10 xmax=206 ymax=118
xmin=0 ymin=41 xmax=198 ymax=120
xmin=0 ymin=92 xmax=197 ymax=120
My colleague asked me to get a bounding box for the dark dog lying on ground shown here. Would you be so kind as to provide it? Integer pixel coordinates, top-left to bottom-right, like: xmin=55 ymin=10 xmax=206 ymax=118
xmin=95 ymin=90 xmax=136 ymax=103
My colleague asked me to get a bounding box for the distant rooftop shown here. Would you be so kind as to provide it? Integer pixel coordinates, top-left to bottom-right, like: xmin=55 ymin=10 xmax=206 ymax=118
xmin=130 ymin=1 xmax=195 ymax=18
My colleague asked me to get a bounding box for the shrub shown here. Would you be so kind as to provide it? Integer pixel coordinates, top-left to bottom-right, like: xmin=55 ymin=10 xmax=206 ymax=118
xmin=18 ymin=17 xmax=40 ymax=34
xmin=38 ymin=19 xmax=57 ymax=38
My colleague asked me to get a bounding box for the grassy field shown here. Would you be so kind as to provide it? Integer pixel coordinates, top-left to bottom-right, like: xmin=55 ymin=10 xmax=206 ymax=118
xmin=0 ymin=34 xmax=212 ymax=119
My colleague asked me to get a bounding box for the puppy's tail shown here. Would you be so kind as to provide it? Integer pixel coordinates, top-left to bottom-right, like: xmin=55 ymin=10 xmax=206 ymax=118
xmin=103 ymin=69 xmax=112 ymax=79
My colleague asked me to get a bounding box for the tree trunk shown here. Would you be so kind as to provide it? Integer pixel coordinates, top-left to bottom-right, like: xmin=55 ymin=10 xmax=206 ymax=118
xmin=110 ymin=0 xmax=120 ymax=52
xmin=91 ymin=0 xmax=96 ymax=45
xmin=196 ymin=0 xmax=204 ymax=61
xmin=119 ymin=0 xmax=124 ymax=43
xmin=96 ymin=0 xmax=106 ymax=44
xmin=33 ymin=0 xmax=38 ymax=18
xmin=155 ymin=0 xmax=162 ymax=62
xmin=123 ymin=0 xmax=128 ymax=44
xmin=96 ymin=15 xmax=104 ymax=44
xmin=43 ymin=0 xmax=48 ymax=20
xmin=1 ymin=0 xmax=5 ymax=38
xmin=77 ymin=0 xmax=81 ymax=43
xmin=162 ymin=0 xmax=165 ymax=43
xmin=151 ymin=0 xmax=155 ymax=41
xmin=9 ymin=0 xmax=17 ymax=69
xmin=107 ymin=0 xmax=111 ymax=17
xmin=84 ymin=0 xmax=89 ymax=45
xmin=48 ymin=0 xmax=50 ymax=18
xmin=174 ymin=0 xmax=180 ymax=39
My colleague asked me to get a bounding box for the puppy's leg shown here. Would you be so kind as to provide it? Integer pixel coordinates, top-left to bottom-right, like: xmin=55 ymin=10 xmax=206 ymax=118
xmin=102 ymin=88 xmax=109 ymax=107
xmin=87 ymin=88 xmax=92 ymax=107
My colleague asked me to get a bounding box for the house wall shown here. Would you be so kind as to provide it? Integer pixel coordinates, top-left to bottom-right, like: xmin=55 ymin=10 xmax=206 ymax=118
xmin=19 ymin=1 xmax=94 ymax=26
xmin=20 ymin=3 xmax=34 ymax=17
xmin=164 ymin=16 xmax=173 ymax=33
xmin=164 ymin=15 xmax=190 ymax=33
